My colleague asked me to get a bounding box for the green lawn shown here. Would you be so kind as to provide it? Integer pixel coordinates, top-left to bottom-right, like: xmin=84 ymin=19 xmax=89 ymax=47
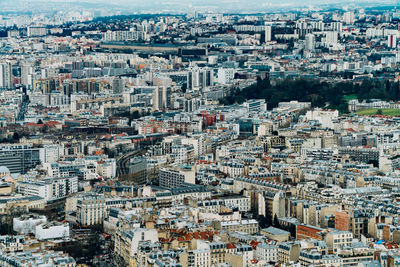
xmin=356 ymin=108 xmax=400 ymax=116
xmin=344 ymin=94 xmax=358 ymax=101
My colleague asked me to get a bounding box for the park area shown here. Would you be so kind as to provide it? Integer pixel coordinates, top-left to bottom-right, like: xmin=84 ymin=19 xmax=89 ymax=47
xmin=356 ymin=109 xmax=400 ymax=116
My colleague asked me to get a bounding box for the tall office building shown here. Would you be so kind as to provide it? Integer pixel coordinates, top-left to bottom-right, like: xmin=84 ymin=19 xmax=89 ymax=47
xmin=0 ymin=62 xmax=13 ymax=89
xmin=153 ymin=87 xmax=171 ymax=111
xmin=265 ymin=25 xmax=272 ymax=42
xmin=187 ymin=67 xmax=214 ymax=91
xmin=305 ymin=33 xmax=315 ymax=51
xmin=21 ymin=63 xmax=34 ymax=89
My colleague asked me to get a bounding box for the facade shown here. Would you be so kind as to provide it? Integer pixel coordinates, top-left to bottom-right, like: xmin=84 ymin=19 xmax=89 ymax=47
xmin=27 ymin=26 xmax=48 ymax=37
xmin=0 ymin=236 xmax=25 ymax=253
xmin=16 ymin=176 xmax=78 ymax=201
xmin=159 ymin=167 xmax=196 ymax=188
xmin=212 ymin=220 xmax=259 ymax=234
xmin=325 ymin=230 xmax=353 ymax=250
xmin=0 ymin=144 xmax=41 ymax=174
xmin=76 ymin=194 xmax=106 ymax=226
xmin=35 ymin=222 xmax=70 ymax=240
xmin=256 ymin=244 xmax=278 ymax=263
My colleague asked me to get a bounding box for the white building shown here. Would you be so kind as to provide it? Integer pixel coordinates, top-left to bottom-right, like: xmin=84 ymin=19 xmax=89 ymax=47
xmin=304 ymin=109 xmax=339 ymax=129
xmin=40 ymin=144 xmax=62 ymax=164
xmin=0 ymin=62 xmax=13 ymax=89
xmin=256 ymin=244 xmax=278 ymax=263
xmin=35 ymin=222 xmax=70 ymax=240
xmin=221 ymin=196 xmax=251 ymax=212
xmin=325 ymin=230 xmax=353 ymax=250
xmin=16 ymin=176 xmax=78 ymax=201
xmin=265 ymin=25 xmax=272 ymax=42
xmin=159 ymin=166 xmax=196 ymax=188
xmin=115 ymin=228 xmax=158 ymax=257
xmin=217 ymin=68 xmax=235 ymax=85
xmin=27 ymin=26 xmax=48 ymax=37
xmin=325 ymin=31 xmax=338 ymax=45
xmin=13 ymin=214 xmax=47 ymax=235
xmin=305 ymin=33 xmax=315 ymax=52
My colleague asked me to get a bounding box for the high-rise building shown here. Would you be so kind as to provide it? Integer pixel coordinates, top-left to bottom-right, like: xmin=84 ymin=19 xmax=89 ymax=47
xmin=0 ymin=62 xmax=13 ymax=89
xmin=187 ymin=67 xmax=214 ymax=91
xmin=217 ymin=68 xmax=235 ymax=85
xmin=265 ymin=25 xmax=272 ymax=42
xmin=343 ymin=11 xmax=355 ymax=25
xmin=305 ymin=33 xmax=315 ymax=51
xmin=153 ymin=87 xmax=171 ymax=111
xmin=325 ymin=31 xmax=338 ymax=45
xmin=331 ymin=22 xmax=343 ymax=32
xmin=21 ymin=63 xmax=34 ymax=89
xmin=112 ymin=77 xmax=123 ymax=94
xmin=388 ymin=34 xmax=397 ymax=48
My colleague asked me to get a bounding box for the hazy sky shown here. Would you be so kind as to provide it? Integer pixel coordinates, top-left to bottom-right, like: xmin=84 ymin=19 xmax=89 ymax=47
xmin=2 ymin=0 xmax=396 ymax=13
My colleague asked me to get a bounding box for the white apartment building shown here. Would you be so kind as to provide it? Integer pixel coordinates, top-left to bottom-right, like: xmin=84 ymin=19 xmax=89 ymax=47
xmin=159 ymin=166 xmax=196 ymax=188
xmin=16 ymin=176 xmax=78 ymax=201
xmin=325 ymin=230 xmax=353 ymax=250
xmin=256 ymin=244 xmax=278 ymax=263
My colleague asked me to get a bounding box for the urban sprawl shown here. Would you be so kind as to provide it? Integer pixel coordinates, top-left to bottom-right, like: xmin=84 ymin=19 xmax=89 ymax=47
xmin=1 ymin=5 xmax=400 ymax=267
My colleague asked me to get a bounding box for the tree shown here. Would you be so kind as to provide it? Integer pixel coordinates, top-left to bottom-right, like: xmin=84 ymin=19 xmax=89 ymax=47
xmin=12 ymin=132 xmax=19 ymax=142
xmin=376 ymin=109 xmax=383 ymax=115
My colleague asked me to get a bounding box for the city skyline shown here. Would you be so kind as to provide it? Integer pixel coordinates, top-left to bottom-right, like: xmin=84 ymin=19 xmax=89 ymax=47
xmin=0 ymin=0 xmax=398 ymax=14
xmin=1 ymin=2 xmax=400 ymax=267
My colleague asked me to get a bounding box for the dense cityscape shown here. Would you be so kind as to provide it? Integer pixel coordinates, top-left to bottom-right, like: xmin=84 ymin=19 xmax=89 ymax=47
xmin=1 ymin=1 xmax=400 ymax=266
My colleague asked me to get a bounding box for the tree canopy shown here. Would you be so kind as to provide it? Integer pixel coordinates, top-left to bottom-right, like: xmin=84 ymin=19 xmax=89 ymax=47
xmin=220 ymin=77 xmax=400 ymax=114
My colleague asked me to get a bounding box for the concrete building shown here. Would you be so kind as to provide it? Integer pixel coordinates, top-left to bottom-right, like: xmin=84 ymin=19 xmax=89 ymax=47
xmin=35 ymin=222 xmax=70 ymax=240
xmin=159 ymin=166 xmax=195 ymax=188
xmin=16 ymin=176 xmax=78 ymax=201
xmin=13 ymin=214 xmax=47 ymax=235
xmin=0 ymin=144 xmax=41 ymax=174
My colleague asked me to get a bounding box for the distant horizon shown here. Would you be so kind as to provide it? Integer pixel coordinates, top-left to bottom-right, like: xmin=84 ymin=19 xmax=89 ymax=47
xmin=0 ymin=0 xmax=398 ymax=13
